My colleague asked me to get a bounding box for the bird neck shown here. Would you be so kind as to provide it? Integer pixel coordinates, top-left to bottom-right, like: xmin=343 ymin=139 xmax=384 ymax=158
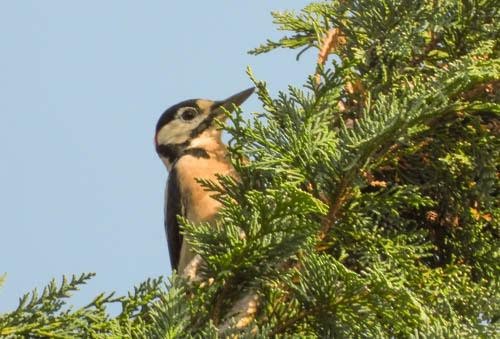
xmin=158 ymin=129 xmax=225 ymax=171
xmin=188 ymin=128 xmax=225 ymax=154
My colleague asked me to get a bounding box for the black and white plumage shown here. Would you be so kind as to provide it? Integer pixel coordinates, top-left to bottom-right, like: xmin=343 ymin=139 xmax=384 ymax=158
xmin=154 ymin=87 xmax=254 ymax=272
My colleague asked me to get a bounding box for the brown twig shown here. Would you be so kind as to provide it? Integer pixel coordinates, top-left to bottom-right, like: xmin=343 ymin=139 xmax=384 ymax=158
xmin=315 ymin=28 xmax=346 ymax=85
xmin=212 ymin=281 xmax=231 ymax=326
xmin=461 ymin=81 xmax=498 ymax=101
xmin=318 ymin=178 xmax=351 ymax=242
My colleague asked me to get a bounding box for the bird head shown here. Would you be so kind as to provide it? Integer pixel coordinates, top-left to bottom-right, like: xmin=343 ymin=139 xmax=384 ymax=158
xmin=155 ymin=87 xmax=254 ymax=170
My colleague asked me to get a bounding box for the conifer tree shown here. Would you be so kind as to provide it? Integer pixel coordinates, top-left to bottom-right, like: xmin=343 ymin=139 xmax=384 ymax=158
xmin=1 ymin=0 xmax=498 ymax=337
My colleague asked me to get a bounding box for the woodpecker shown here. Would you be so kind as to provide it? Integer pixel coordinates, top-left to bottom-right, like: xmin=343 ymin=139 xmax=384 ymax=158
xmin=155 ymin=87 xmax=254 ymax=273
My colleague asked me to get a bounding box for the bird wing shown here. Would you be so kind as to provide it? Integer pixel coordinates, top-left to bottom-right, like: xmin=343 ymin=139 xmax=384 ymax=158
xmin=165 ymin=167 xmax=184 ymax=270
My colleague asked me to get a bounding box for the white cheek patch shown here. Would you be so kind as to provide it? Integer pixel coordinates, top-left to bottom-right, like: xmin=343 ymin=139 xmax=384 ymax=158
xmin=156 ymin=116 xmax=204 ymax=145
xmin=156 ymin=120 xmax=191 ymax=145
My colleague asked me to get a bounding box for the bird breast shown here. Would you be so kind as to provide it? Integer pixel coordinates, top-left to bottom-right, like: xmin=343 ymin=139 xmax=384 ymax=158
xmin=175 ymin=153 xmax=235 ymax=224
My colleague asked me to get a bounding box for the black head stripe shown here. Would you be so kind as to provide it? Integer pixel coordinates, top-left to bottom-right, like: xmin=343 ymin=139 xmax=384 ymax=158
xmin=157 ymin=142 xmax=209 ymax=165
xmin=156 ymin=142 xmax=189 ymax=164
xmin=183 ymin=148 xmax=209 ymax=159
xmin=189 ymin=112 xmax=217 ymax=138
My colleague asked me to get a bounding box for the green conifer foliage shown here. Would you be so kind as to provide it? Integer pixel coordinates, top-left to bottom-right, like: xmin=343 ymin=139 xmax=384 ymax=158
xmin=1 ymin=1 xmax=498 ymax=337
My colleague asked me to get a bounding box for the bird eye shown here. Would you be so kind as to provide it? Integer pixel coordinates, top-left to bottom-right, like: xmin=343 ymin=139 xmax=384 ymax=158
xmin=180 ymin=108 xmax=198 ymax=121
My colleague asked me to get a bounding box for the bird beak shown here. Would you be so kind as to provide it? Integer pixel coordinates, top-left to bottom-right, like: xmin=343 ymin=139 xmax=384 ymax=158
xmin=213 ymin=87 xmax=255 ymax=116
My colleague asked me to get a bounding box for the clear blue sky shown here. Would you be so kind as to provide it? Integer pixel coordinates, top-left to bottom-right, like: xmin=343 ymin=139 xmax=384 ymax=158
xmin=0 ymin=1 xmax=315 ymax=312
